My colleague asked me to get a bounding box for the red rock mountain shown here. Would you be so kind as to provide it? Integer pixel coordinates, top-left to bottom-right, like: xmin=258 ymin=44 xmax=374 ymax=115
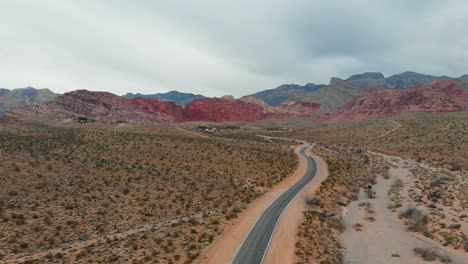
xmin=272 ymin=101 xmax=321 ymax=118
xmin=4 ymin=90 xmax=320 ymax=123
xmin=183 ymin=96 xmax=265 ymax=122
xmin=8 ymin=80 xmax=463 ymax=124
xmin=4 ymin=90 xmax=184 ymax=123
xmin=317 ymin=80 xmax=468 ymax=122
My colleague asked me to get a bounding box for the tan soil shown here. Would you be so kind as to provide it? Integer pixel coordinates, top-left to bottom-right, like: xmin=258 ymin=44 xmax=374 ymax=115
xmin=196 ymin=144 xmax=308 ymax=264
xmin=342 ymin=155 xmax=467 ymax=264
xmin=263 ymin=148 xmax=328 ymax=264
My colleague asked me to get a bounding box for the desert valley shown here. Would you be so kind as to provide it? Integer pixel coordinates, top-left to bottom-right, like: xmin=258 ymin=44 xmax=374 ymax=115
xmin=1 ymin=1 xmax=468 ymax=263
xmin=1 ymin=71 xmax=467 ymax=264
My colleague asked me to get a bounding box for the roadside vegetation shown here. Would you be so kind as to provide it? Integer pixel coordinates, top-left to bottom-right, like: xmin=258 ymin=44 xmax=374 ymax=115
xmin=413 ymin=247 xmax=452 ymax=262
xmin=294 ymin=144 xmax=390 ymax=263
xmin=0 ymin=120 xmax=297 ymax=263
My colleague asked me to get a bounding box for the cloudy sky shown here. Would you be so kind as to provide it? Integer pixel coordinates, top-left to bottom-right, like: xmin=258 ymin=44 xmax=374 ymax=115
xmin=0 ymin=0 xmax=467 ymax=97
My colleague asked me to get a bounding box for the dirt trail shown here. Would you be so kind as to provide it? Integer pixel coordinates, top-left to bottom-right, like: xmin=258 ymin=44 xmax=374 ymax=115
xmin=341 ymin=157 xmax=467 ymax=264
xmin=370 ymin=120 xmax=402 ymax=141
xmin=263 ymin=148 xmax=328 ymax=264
xmin=256 ymin=134 xmax=307 ymax=143
xmin=196 ymin=144 xmax=309 ymax=264
xmin=174 ymin=126 xmax=211 ymax=139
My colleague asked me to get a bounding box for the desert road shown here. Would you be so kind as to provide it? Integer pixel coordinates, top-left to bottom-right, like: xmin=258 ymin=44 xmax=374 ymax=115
xmin=232 ymin=144 xmax=317 ymax=264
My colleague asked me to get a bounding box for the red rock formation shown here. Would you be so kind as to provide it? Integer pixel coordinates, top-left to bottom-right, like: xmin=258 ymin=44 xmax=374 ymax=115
xmin=436 ymin=80 xmax=468 ymax=104
xmin=183 ymin=97 xmax=265 ymax=122
xmin=4 ymin=90 xmax=183 ymax=123
xmin=130 ymin=97 xmax=184 ymax=122
xmin=317 ymin=80 xmax=467 ymax=122
xmin=4 ymin=90 xmax=323 ymax=123
xmin=272 ymin=101 xmax=321 ymax=118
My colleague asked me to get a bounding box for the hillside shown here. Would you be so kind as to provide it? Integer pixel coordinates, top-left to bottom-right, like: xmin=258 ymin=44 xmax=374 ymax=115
xmin=183 ymin=96 xmax=265 ymax=122
xmin=385 ymin=71 xmax=449 ymax=89
xmin=290 ymin=77 xmax=363 ymax=114
xmin=5 ymin=91 xmax=319 ymax=123
xmin=345 ymin=71 xmax=465 ymax=89
xmin=346 ymin=72 xmax=389 ymax=89
xmin=250 ymin=83 xmax=325 ymax=106
xmin=124 ymin=91 xmax=205 ymax=106
xmin=0 ymin=87 xmax=58 ymax=115
xmin=318 ymin=80 xmax=468 ymax=122
xmin=4 ymin=90 xmax=184 ymax=123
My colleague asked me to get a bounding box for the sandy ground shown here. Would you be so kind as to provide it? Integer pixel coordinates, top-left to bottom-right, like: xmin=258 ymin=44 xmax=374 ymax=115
xmin=196 ymin=144 xmax=309 ymax=264
xmin=263 ymin=148 xmax=328 ymax=264
xmin=342 ymin=156 xmax=467 ymax=264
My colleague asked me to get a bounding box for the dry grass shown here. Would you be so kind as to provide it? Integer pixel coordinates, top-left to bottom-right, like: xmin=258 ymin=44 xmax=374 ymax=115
xmin=0 ymin=120 xmax=297 ymax=263
xmin=282 ymin=112 xmax=468 ymax=168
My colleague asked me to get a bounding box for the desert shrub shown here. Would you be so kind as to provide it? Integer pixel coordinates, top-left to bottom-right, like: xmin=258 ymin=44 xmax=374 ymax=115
xmin=413 ymin=247 xmax=451 ymax=262
xmin=392 ymin=179 xmax=403 ymax=188
xmin=399 ymin=207 xmax=430 ymax=234
xmin=305 ymin=195 xmax=321 ymax=207
xmin=328 ymin=216 xmax=345 ymax=232
xmin=463 ymin=236 xmax=468 ymax=252
xmin=449 ymin=162 xmax=462 ymax=171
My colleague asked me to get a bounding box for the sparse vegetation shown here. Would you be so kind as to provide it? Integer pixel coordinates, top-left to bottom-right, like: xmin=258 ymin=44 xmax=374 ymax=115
xmin=0 ymin=120 xmax=297 ymax=263
xmin=294 ymin=144 xmax=390 ymax=264
xmin=413 ymin=247 xmax=452 ymax=262
xmin=399 ymin=207 xmax=432 ymax=237
xmin=283 ymin=114 xmax=468 ymax=168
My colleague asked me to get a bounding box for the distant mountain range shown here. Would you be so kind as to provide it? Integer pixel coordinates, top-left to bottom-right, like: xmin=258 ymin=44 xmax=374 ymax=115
xmin=2 ymin=71 xmax=468 ymax=123
xmin=0 ymin=88 xmax=10 ymax=94
xmin=124 ymin=91 xmax=205 ymax=106
xmin=318 ymin=80 xmax=468 ymax=122
xmin=0 ymin=87 xmax=58 ymax=115
xmin=4 ymin=91 xmax=321 ymax=123
xmin=249 ymin=72 xmax=468 ymax=110
xmin=345 ymin=71 xmax=454 ymax=89
xmin=250 ymin=83 xmax=325 ymax=106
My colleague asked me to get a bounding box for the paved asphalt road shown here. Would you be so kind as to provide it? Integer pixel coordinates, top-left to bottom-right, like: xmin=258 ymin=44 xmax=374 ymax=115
xmin=232 ymin=144 xmax=317 ymax=264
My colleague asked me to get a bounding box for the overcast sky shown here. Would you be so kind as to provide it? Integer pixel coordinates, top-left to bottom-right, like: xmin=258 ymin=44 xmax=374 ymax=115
xmin=1 ymin=0 xmax=467 ymax=97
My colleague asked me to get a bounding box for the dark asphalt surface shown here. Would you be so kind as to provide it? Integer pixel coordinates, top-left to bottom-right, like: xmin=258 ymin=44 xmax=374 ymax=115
xmin=232 ymin=144 xmax=317 ymax=264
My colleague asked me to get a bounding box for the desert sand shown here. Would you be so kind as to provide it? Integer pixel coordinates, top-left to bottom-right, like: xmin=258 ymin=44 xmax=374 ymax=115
xmin=342 ymin=156 xmax=467 ymax=264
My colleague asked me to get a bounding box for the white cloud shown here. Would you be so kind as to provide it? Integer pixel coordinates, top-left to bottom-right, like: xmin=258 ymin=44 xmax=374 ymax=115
xmin=0 ymin=0 xmax=467 ymax=96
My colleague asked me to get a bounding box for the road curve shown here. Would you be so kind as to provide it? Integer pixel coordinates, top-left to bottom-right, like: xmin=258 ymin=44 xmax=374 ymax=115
xmin=232 ymin=144 xmax=317 ymax=264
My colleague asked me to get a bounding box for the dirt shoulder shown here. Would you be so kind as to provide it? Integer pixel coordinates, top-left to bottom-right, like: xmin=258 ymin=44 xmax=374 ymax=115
xmin=196 ymin=144 xmax=308 ymax=264
xmin=263 ymin=148 xmax=328 ymax=264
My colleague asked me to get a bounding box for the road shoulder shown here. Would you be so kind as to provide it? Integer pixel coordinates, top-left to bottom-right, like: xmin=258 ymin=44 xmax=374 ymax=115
xmin=195 ymin=144 xmax=308 ymax=264
xmin=263 ymin=148 xmax=328 ymax=264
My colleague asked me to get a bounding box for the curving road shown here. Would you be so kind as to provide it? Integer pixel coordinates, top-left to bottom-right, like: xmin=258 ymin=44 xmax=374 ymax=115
xmin=232 ymin=144 xmax=317 ymax=264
